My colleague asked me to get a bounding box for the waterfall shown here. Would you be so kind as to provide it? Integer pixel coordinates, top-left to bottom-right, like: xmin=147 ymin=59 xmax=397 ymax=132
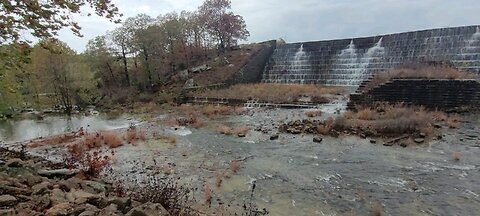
xmin=289 ymin=44 xmax=310 ymax=84
xmin=358 ymin=37 xmax=385 ymax=79
xmin=331 ymin=40 xmax=361 ymax=86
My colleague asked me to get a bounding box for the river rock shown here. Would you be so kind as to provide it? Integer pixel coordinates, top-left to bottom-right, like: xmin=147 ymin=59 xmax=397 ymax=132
xmin=45 ymin=203 xmax=75 ymax=216
xmin=370 ymin=139 xmax=377 ymax=144
xmin=0 ymin=185 xmax=32 ymax=196
xmin=270 ymin=134 xmax=279 ymax=140
xmin=108 ymin=197 xmax=132 ymax=213
xmin=414 ymin=138 xmax=425 ymax=144
xmin=126 ymin=202 xmax=170 ymax=216
xmin=33 ymin=194 xmax=52 ymax=212
xmin=0 ymin=195 xmax=18 ymax=207
xmin=50 ymin=188 xmax=68 ymax=205
xmin=32 ymin=181 xmax=53 ymax=195
xmin=97 ymin=203 xmax=121 ymax=216
xmin=237 ymin=133 xmax=246 ymax=138
xmin=6 ymin=158 xmax=23 ymax=167
xmin=37 ymin=169 xmax=79 ymax=179
xmin=82 ymin=180 xmax=108 ymax=194
xmin=313 ymin=137 xmax=323 ymax=143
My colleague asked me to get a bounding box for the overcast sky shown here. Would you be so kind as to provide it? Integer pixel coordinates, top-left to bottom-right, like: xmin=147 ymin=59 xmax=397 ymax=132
xmin=57 ymin=0 xmax=480 ymax=52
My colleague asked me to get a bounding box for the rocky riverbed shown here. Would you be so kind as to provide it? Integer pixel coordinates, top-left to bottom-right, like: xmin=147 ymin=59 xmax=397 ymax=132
xmin=2 ymin=101 xmax=480 ymax=215
xmin=0 ymin=148 xmax=173 ymax=216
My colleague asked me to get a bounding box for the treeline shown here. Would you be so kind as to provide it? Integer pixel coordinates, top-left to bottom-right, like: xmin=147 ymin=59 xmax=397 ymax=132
xmin=0 ymin=0 xmax=249 ymax=116
xmin=86 ymin=0 xmax=249 ymax=91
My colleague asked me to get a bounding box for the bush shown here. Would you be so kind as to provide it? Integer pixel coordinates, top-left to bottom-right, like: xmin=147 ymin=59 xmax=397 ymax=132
xmin=363 ymin=65 xmax=477 ymax=92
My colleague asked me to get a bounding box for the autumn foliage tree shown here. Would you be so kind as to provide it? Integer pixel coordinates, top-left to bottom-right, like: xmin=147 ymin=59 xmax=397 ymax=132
xmin=199 ymin=0 xmax=249 ymax=52
xmin=0 ymin=0 xmax=121 ymax=44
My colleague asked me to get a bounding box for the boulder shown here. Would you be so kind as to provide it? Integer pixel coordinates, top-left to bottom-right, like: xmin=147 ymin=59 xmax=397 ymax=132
xmin=45 ymin=203 xmax=75 ymax=216
xmin=50 ymin=188 xmax=68 ymax=205
xmin=32 ymin=181 xmax=53 ymax=195
xmin=37 ymin=169 xmax=79 ymax=179
xmin=126 ymin=202 xmax=170 ymax=216
xmin=108 ymin=197 xmax=132 ymax=213
xmin=0 ymin=195 xmax=18 ymax=207
xmin=97 ymin=204 xmax=120 ymax=216
xmin=32 ymin=194 xmax=51 ymax=212
xmin=6 ymin=159 xmax=23 ymax=168
xmin=0 ymin=185 xmax=32 ymax=196
xmin=81 ymin=180 xmax=108 ymax=194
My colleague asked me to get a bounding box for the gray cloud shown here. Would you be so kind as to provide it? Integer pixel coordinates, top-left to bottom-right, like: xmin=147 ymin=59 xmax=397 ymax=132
xmin=56 ymin=0 xmax=480 ymax=52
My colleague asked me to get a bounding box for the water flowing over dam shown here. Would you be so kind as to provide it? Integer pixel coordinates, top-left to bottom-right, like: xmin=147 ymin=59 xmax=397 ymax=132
xmin=262 ymin=25 xmax=480 ymax=86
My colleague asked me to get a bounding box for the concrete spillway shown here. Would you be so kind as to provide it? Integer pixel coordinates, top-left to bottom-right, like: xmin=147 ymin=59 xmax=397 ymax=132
xmin=262 ymin=26 xmax=480 ymax=86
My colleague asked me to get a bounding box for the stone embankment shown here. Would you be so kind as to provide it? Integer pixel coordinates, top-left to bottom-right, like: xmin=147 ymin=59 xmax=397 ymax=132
xmin=0 ymin=148 xmax=170 ymax=216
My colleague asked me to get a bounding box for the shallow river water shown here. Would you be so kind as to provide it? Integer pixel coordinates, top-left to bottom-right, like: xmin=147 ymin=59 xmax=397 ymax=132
xmin=3 ymin=102 xmax=480 ymax=215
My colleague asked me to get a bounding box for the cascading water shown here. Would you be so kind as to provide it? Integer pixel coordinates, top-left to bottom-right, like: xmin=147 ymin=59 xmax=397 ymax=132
xmin=289 ymin=44 xmax=310 ymax=84
xmin=358 ymin=37 xmax=385 ymax=79
xmin=262 ymin=26 xmax=480 ymax=86
xmin=331 ymin=40 xmax=361 ymax=86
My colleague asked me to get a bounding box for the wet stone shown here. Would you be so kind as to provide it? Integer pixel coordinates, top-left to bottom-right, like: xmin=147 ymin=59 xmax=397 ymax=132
xmin=313 ymin=137 xmax=323 ymax=143
xmin=370 ymin=139 xmax=377 ymax=144
xmin=237 ymin=133 xmax=246 ymax=138
xmin=270 ymin=134 xmax=279 ymax=140
xmin=414 ymin=138 xmax=425 ymax=144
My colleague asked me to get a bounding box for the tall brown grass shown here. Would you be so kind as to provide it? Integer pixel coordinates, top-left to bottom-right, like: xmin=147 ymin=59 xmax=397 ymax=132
xmin=230 ymin=160 xmax=241 ymax=174
xmin=192 ymin=83 xmax=344 ymax=103
xmin=330 ymin=104 xmax=458 ymax=138
xmin=216 ymin=124 xmax=233 ymax=135
xmin=203 ymin=183 xmax=213 ymax=205
xmin=233 ymin=126 xmax=250 ymax=136
xmin=363 ymin=66 xmax=478 ymax=92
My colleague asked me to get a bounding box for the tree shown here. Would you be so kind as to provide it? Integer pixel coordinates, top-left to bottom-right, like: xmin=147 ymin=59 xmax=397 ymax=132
xmin=0 ymin=0 xmax=121 ymax=44
xmin=29 ymin=39 xmax=84 ymax=114
xmin=199 ymin=0 xmax=249 ymax=52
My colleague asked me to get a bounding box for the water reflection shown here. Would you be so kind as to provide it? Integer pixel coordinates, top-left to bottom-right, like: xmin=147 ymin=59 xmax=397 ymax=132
xmin=0 ymin=114 xmax=135 ymax=143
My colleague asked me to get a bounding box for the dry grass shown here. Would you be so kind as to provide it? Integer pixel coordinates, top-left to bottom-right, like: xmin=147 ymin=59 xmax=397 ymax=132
xmin=216 ymin=124 xmax=233 ymax=135
xmin=124 ymin=127 xmax=147 ymax=144
xmin=229 ymin=160 xmax=241 ymax=174
xmin=102 ymin=131 xmax=123 ymax=148
xmin=203 ymin=105 xmax=233 ymax=118
xmin=162 ymin=136 xmax=177 ymax=145
xmin=203 ymin=183 xmax=213 ymax=205
xmin=363 ymin=65 xmax=478 ymax=92
xmin=305 ymin=109 xmax=322 ymax=118
xmin=452 ymin=151 xmax=461 ymax=161
xmin=192 ymin=83 xmax=344 ymax=104
xmin=215 ymin=171 xmax=224 ymax=188
xmin=447 ymin=114 xmax=461 ymax=129
xmin=342 ymin=105 xmax=434 ymax=136
xmin=233 ymin=126 xmax=250 ymax=136
xmin=327 ymin=104 xmax=458 ymax=138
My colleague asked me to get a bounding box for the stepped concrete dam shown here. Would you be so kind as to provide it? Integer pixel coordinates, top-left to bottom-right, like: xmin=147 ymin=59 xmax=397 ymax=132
xmin=261 ymin=25 xmax=480 ymax=86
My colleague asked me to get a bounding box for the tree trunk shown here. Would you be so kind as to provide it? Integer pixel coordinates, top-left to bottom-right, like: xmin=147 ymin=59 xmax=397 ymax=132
xmin=121 ymin=44 xmax=130 ymax=86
